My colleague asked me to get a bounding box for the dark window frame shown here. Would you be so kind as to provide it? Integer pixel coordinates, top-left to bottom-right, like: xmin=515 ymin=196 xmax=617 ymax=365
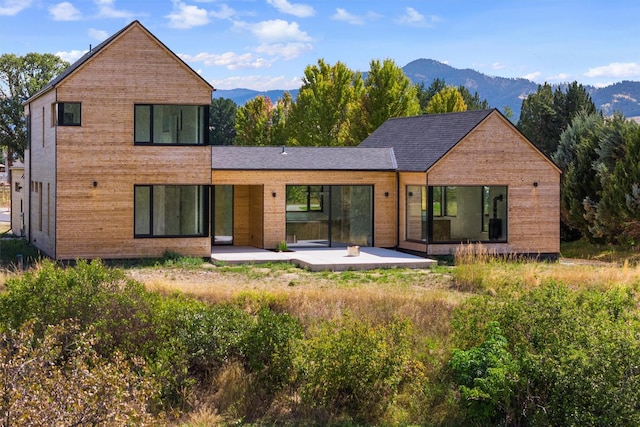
xmin=57 ymin=102 xmax=82 ymax=126
xmin=134 ymin=184 xmax=209 ymax=238
xmin=134 ymin=104 xmax=209 ymax=146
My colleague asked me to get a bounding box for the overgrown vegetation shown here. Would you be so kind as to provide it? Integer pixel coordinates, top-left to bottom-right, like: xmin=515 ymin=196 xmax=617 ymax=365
xmin=0 ymin=251 xmax=639 ymax=425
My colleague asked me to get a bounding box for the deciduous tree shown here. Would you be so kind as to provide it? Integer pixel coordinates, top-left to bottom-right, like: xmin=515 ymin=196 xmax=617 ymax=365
xmin=351 ymin=58 xmax=420 ymax=141
xmin=0 ymin=53 xmax=68 ymax=159
xmin=425 ymin=86 xmax=467 ymax=114
xmin=286 ymin=59 xmax=363 ymax=146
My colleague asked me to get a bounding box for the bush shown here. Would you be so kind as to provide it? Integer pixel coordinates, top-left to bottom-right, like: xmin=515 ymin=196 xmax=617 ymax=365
xmin=452 ymin=283 xmax=640 ymax=426
xmin=0 ymin=321 xmax=158 ymax=426
xmin=243 ymin=308 xmax=302 ymax=392
xmin=299 ymin=315 xmax=414 ymax=423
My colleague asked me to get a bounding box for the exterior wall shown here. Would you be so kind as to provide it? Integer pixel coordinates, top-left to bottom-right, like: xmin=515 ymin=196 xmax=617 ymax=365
xmin=51 ymin=24 xmax=212 ymax=259
xmin=212 ymin=170 xmax=397 ymax=249
xmin=24 ymin=90 xmax=57 ymax=257
xmin=398 ymin=172 xmax=427 ymax=253
xmin=426 ymin=113 xmax=561 ymax=256
xmin=10 ymin=166 xmax=25 ymax=237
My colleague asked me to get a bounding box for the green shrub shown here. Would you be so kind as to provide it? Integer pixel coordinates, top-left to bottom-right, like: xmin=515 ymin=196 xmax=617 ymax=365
xmin=450 ymin=321 xmax=518 ymax=425
xmin=299 ymin=315 xmax=414 ymax=423
xmin=452 ymin=283 xmax=640 ymax=426
xmin=243 ymin=308 xmax=302 ymax=392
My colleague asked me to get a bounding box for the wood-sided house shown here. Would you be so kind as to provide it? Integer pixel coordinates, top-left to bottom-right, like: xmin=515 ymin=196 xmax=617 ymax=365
xmin=17 ymin=21 xmax=560 ymax=261
xmin=359 ymin=110 xmax=561 ymax=257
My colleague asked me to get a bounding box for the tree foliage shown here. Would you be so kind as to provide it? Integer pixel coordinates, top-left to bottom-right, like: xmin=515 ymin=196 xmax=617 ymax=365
xmin=210 ymin=97 xmax=237 ymax=145
xmin=352 ymin=58 xmax=420 ymax=141
xmin=0 ymin=53 xmax=69 ymax=158
xmin=287 ymin=59 xmax=363 ymax=146
xmin=518 ymin=81 xmax=596 ymax=157
xmin=425 ymin=86 xmax=467 ymax=114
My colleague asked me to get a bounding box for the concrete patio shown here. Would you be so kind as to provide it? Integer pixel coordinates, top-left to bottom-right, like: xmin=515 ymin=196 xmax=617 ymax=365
xmin=211 ymin=246 xmax=437 ymax=271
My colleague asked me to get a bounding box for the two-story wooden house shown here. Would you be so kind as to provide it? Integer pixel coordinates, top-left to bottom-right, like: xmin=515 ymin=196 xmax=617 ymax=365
xmin=19 ymin=21 xmax=561 ymax=261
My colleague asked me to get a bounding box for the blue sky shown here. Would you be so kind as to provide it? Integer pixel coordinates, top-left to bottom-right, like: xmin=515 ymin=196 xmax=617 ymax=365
xmin=2 ymin=0 xmax=639 ymax=90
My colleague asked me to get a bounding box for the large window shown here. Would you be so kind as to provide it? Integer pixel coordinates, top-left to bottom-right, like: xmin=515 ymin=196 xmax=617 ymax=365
xmin=406 ymin=185 xmax=507 ymax=243
xmin=56 ymin=102 xmax=81 ymax=126
xmin=134 ymin=104 xmax=208 ymax=145
xmin=134 ymin=185 xmax=208 ymax=237
xmin=285 ymin=185 xmax=372 ymax=247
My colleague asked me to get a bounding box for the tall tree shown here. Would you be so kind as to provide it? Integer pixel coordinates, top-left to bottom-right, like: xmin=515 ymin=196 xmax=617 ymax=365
xmin=209 ymin=97 xmax=237 ymax=145
xmin=518 ymin=81 xmax=596 ymax=157
xmin=0 ymin=53 xmax=69 ymax=159
xmin=416 ymin=78 xmax=447 ymax=112
xmin=351 ymin=58 xmax=420 ymax=141
xmin=458 ymin=85 xmax=490 ymax=110
xmin=425 ymin=86 xmax=467 ymax=114
xmin=552 ymin=111 xmax=604 ymax=240
xmin=287 ymin=59 xmax=363 ymax=146
xmin=235 ymin=95 xmax=273 ymax=146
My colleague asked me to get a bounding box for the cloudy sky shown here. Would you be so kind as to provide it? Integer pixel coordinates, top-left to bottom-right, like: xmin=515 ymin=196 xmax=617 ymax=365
xmin=2 ymin=0 xmax=639 ymax=90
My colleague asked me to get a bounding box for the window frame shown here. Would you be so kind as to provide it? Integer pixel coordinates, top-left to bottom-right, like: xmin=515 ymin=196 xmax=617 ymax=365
xmin=134 ymin=104 xmax=209 ymax=146
xmin=134 ymin=184 xmax=209 ymax=238
xmin=56 ymin=102 xmax=82 ymax=126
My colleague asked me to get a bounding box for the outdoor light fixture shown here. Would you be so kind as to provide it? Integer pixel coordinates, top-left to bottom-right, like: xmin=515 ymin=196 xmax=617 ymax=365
xmin=384 ymin=192 xmax=389 ymax=197
xmin=533 ymin=181 xmax=539 ymax=187
xmin=93 ymin=181 xmax=98 ymax=187
xmin=272 ymin=191 xmax=276 ymax=197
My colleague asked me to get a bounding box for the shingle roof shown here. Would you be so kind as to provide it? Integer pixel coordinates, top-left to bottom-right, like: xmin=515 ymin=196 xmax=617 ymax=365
xmin=26 ymin=20 xmax=212 ymax=103
xmin=358 ymin=109 xmax=495 ymax=171
xmin=211 ymin=146 xmax=397 ymax=171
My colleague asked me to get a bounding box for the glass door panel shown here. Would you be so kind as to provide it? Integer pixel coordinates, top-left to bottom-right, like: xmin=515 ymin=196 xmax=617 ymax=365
xmin=213 ymin=185 xmax=233 ymax=245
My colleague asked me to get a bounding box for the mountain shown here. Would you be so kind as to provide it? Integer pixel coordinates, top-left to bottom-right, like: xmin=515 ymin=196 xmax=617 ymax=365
xmin=213 ymin=59 xmax=640 ymax=120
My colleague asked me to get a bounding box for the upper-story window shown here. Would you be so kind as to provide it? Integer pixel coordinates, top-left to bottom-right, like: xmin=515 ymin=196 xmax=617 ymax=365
xmin=134 ymin=104 xmax=208 ymax=145
xmin=56 ymin=102 xmax=81 ymax=126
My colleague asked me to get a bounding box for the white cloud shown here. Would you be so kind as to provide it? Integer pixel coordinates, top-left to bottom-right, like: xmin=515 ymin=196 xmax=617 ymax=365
xmin=56 ymin=49 xmax=87 ymax=63
xmin=179 ymin=52 xmax=273 ymax=70
xmin=210 ymin=4 xmax=235 ymax=19
xmin=254 ymin=42 xmax=313 ymax=60
xmin=267 ymin=0 xmax=315 ymax=18
xmin=547 ymin=73 xmax=570 ymax=82
xmin=233 ymin=19 xmax=311 ymax=43
xmin=49 ymin=2 xmax=81 ymax=21
xmin=88 ymin=28 xmax=108 ymax=40
xmin=211 ymin=75 xmax=301 ymax=91
xmin=585 ymin=62 xmax=640 ymax=78
xmin=522 ymin=71 xmax=542 ymax=81
xmin=331 ymin=8 xmax=381 ymax=25
xmin=396 ymin=7 xmax=440 ymax=27
xmin=332 ymin=8 xmax=364 ymax=25
xmin=0 ymin=0 xmax=32 ymax=16
xmin=167 ymin=0 xmax=209 ymax=29
xmin=94 ymin=0 xmax=134 ymax=19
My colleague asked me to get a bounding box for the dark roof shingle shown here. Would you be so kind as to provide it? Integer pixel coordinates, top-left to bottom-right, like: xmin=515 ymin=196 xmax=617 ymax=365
xmin=211 ymin=146 xmax=397 ymax=171
xmin=358 ymin=109 xmax=494 ymax=171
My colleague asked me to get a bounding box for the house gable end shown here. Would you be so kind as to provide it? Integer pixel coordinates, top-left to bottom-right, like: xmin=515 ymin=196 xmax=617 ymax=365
xmin=28 ymin=20 xmax=212 ymax=104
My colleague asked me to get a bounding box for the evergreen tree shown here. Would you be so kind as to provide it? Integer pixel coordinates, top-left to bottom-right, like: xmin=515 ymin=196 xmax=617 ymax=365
xmin=209 ymin=97 xmax=237 ymax=145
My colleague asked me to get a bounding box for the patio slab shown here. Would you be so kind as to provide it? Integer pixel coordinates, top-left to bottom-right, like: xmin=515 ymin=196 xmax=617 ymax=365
xmin=211 ymin=246 xmax=436 ymax=271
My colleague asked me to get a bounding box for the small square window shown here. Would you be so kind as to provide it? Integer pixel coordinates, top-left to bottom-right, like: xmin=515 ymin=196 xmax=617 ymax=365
xmin=57 ymin=102 xmax=81 ymax=126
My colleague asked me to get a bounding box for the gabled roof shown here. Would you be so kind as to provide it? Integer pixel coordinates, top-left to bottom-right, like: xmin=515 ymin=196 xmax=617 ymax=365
xmin=26 ymin=20 xmax=213 ymax=103
xmin=211 ymin=146 xmax=397 ymax=171
xmin=358 ymin=109 xmax=494 ymax=172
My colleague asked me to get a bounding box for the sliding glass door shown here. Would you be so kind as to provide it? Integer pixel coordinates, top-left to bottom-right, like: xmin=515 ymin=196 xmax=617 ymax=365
xmin=286 ymin=185 xmax=373 ymax=247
